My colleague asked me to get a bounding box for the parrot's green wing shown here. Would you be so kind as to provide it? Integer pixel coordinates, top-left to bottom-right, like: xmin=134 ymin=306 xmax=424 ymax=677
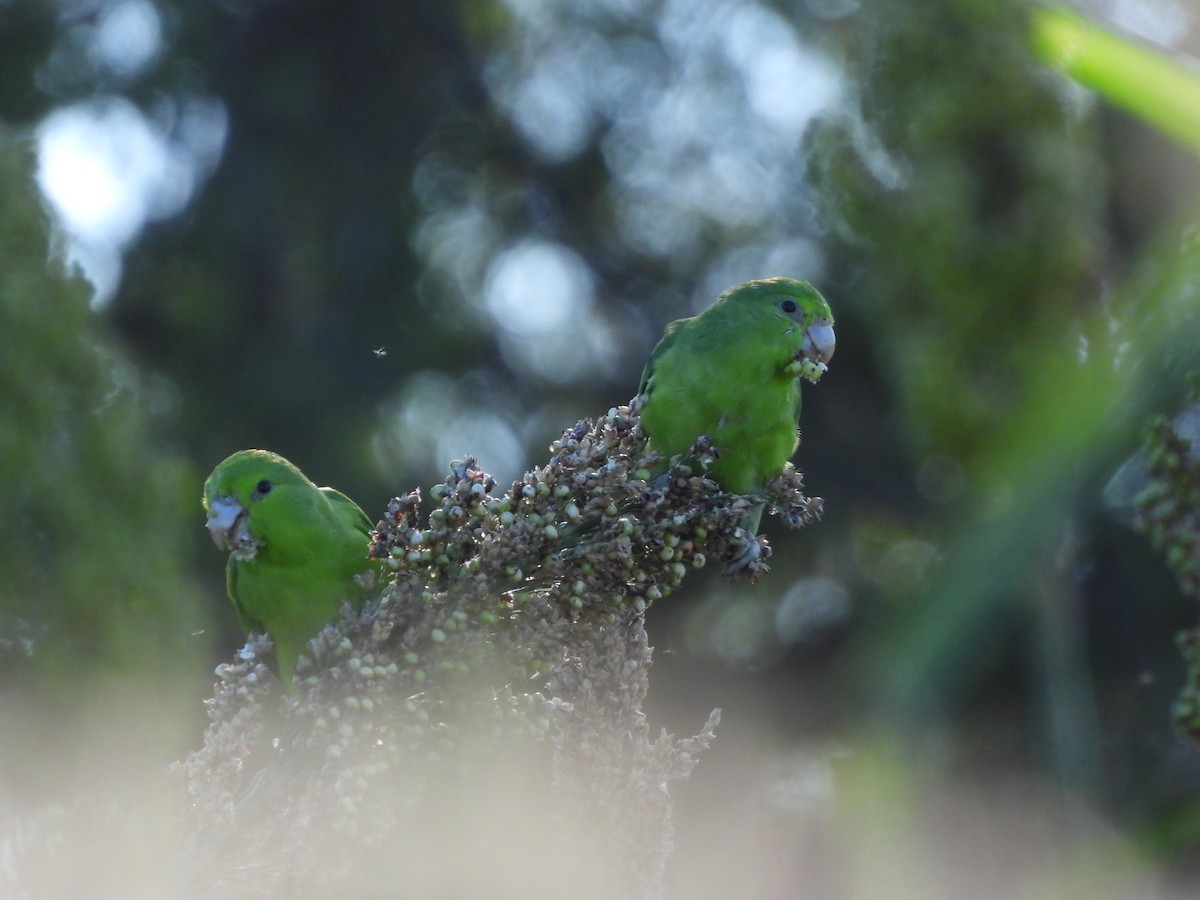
xmin=225 ymin=558 xmax=260 ymax=634
xmin=321 ymin=485 xmax=374 ymax=535
xmin=637 ymin=319 xmax=685 ymax=398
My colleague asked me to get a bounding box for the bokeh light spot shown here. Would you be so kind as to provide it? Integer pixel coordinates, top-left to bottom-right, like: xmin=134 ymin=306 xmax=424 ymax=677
xmin=374 ymin=371 xmax=528 ymax=486
xmin=91 ymin=0 xmax=163 ymax=79
xmin=775 ymin=577 xmax=852 ymax=645
xmin=484 ymin=239 xmax=594 ymax=336
xmin=36 ymin=95 xmax=227 ymax=306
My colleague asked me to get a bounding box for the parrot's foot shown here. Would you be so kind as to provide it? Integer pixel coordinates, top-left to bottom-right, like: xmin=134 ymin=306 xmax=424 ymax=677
xmin=723 ymin=529 xmax=771 ymax=577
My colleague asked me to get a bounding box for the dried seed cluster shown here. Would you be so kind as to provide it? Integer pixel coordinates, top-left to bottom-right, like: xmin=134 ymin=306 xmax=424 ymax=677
xmin=179 ymin=401 xmax=821 ymax=896
xmin=1136 ymin=414 xmax=1200 ymax=598
xmin=1135 ymin=405 xmax=1200 ymax=747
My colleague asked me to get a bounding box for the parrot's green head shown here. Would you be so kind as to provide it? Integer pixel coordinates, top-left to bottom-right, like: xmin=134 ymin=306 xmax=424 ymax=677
xmin=717 ymin=277 xmax=836 ymax=384
xmin=203 ymin=449 xmax=315 ymax=562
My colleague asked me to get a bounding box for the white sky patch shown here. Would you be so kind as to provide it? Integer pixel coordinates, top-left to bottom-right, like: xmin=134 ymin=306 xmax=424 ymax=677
xmin=36 ymin=95 xmax=228 ymax=307
xmin=483 ymin=240 xmax=623 ymax=383
xmin=724 ymin=5 xmax=842 ymax=135
xmin=91 ymin=0 xmax=163 ymax=79
xmin=497 ymin=53 xmax=596 ymax=164
xmin=497 ymin=306 xmax=625 ymax=384
xmin=484 ymin=239 xmax=594 ymax=336
xmin=38 ymin=99 xmax=167 ymax=246
xmin=1107 ymin=0 xmax=1188 ymax=46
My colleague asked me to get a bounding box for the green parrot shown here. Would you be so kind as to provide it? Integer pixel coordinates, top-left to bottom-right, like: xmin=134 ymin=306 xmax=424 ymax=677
xmin=638 ymin=277 xmax=835 ymax=554
xmin=203 ymin=449 xmax=381 ymax=687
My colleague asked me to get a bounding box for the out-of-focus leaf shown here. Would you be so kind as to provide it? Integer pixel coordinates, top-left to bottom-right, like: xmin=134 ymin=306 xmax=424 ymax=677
xmin=1032 ymin=5 xmax=1200 ymax=159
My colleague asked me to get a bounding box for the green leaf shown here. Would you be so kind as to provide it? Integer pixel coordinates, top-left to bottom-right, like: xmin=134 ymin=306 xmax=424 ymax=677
xmin=1032 ymin=4 xmax=1200 ymax=158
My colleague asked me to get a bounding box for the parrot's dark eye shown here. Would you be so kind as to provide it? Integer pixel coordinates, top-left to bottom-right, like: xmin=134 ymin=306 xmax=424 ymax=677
xmin=780 ymin=299 xmax=798 ymax=314
xmin=253 ymin=479 xmax=274 ymax=498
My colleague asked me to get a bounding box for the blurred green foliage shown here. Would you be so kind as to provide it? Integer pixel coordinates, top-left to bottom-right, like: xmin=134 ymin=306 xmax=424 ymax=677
xmin=803 ymin=0 xmax=1200 ymax=825
xmin=809 ymin=0 xmax=1104 ymax=463
xmin=0 ymin=133 xmax=214 ymax=803
xmin=0 ymin=135 xmax=211 ymax=676
xmin=1034 ymin=5 xmax=1200 ymax=160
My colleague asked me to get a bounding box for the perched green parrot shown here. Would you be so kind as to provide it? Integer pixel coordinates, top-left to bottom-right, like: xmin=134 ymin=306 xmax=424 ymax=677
xmin=203 ymin=449 xmax=381 ymax=687
xmin=638 ymin=277 xmax=835 ymax=549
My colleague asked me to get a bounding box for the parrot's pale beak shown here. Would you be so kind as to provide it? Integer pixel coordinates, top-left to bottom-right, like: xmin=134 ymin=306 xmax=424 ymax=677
xmin=787 ymin=319 xmax=836 ymax=383
xmin=206 ymin=496 xmax=261 ymax=561
xmin=802 ymin=320 xmax=836 ymax=367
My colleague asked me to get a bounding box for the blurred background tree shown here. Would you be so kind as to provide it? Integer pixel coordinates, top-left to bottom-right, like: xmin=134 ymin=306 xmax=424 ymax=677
xmin=5 ymin=0 xmax=1200 ymax=893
